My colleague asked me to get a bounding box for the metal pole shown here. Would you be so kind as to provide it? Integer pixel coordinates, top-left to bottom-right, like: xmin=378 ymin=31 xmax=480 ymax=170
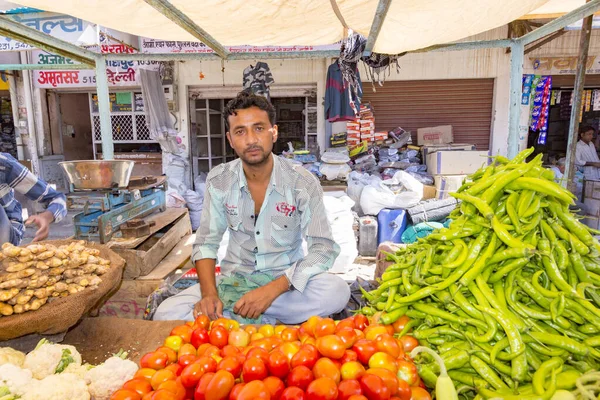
xmin=508 ymin=40 xmax=524 ymax=159
xmin=564 ymin=4 xmax=594 ymax=190
xmin=94 ymin=56 xmax=113 ymax=160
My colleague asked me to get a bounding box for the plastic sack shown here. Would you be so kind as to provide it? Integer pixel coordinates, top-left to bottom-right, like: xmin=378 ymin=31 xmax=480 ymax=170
xmin=408 ymin=172 xmax=434 ymax=186
xmin=320 ymin=162 xmax=351 ymax=181
xmin=166 ymin=188 xmax=186 ymax=208
xmin=360 ymin=170 xmax=423 ymax=215
xmin=183 ymin=189 xmax=203 ymax=231
xmin=194 ymin=172 xmax=207 ymax=197
xmin=165 ymin=154 xmax=189 ymax=193
xmin=347 ymin=172 xmax=380 ymax=215
xmin=401 ymin=222 xmax=445 ymax=243
xmin=321 ymin=151 xmax=350 ymax=164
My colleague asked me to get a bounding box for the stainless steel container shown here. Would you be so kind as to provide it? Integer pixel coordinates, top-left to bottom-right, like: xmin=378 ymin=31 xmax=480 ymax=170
xmin=59 ymin=160 xmax=135 ymax=190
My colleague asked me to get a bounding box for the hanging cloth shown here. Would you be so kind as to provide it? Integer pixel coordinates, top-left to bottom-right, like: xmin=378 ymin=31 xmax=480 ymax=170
xmin=361 ymin=52 xmax=405 ymax=91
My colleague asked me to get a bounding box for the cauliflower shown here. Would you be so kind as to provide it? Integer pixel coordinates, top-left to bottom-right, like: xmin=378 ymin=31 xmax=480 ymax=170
xmin=64 ymin=362 xmax=94 ymax=379
xmin=0 ymin=348 xmax=25 ymax=367
xmin=23 ymin=339 xmax=82 ymax=379
xmin=0 ymin=363 xmax=32 ymax=396
xmin=85 ymin=351 xmax=138 ymax=400
xmin=21 ymin=373 xmax=90 ymax=400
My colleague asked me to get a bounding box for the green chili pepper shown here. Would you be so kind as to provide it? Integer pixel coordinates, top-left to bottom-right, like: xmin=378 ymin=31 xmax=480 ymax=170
xmin=532 ymin=357 xmax=563 ymax=395
xmin=469 ymin=354 xmax=509 ymax=390
xmin=506 ymin=177 xmax=575 ymax=205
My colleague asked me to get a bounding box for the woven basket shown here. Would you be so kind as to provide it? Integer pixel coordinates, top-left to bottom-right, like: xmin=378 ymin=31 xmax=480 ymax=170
xmin=0 ymin=240 xmax=125 ymax=340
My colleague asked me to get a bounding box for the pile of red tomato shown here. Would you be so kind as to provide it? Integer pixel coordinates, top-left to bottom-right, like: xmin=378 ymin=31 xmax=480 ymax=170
xmin=110 ymin=314 xmax=431 ymax=400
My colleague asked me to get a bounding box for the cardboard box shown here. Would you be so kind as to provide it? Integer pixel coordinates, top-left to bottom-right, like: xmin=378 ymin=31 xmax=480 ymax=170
xmin=421 ymin=143 xmax=476 ymax=162
xmin=427 ymin=150 xmax=490 ymax=175
xmin=417 ymin=125 xmax=454 ymax=145
xmin=584 ymin=180 xmax=600 ymax=201
xmin=422 ymin=185 xmax=436 ymax=200
xmin=434 ymin=175 xmax=467 ymax=200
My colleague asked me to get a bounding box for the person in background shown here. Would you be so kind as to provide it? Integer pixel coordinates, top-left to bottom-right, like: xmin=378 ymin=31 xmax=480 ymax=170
xmin=550 ymin=157 xmax=566 ymax=183
xmin=154 ymin=91 xmax=350 ymax=324
xmin=0 ymin=152 xmax=67 ymax=245
xmin=576 ymin=125 xmax=600 ymax=181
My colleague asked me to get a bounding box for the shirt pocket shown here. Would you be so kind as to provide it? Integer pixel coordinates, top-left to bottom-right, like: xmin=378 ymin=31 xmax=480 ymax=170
xmin=270 ymin=215 xmax=301 ymax=247
xmin=226 ymin=213 xmax=242 ymax=232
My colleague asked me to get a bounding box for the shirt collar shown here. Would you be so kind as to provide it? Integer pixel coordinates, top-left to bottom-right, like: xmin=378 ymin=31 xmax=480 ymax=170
xmin=237 ymin=153 xmax=285 ymax=196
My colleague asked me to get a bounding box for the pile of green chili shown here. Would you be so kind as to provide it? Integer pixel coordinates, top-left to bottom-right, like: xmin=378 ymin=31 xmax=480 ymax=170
xmin=362 ymin=148 xmax=600 ymax=399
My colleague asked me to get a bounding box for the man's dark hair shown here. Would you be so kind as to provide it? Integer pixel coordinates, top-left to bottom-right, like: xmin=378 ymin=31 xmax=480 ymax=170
xmin=580 ymin=125 xmax=596 ymax=137
xmin=223 ymin=91 xmax=276 ymax=130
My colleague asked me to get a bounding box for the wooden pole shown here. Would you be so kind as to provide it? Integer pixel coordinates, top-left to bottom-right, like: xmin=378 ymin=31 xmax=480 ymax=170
xmin=564 ymin=2 xmax=594 ymax=190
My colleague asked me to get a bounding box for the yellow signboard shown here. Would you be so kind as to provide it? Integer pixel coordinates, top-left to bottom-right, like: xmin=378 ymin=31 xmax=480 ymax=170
xmin=0 ymin=72 xmax=10 ymax=91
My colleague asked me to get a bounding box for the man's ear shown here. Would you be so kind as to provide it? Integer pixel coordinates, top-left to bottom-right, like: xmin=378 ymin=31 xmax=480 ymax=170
xmin=271 ymin=125 xmax=278 ymax=143
xmin=226 ymin=132 xmax=233 ymax=147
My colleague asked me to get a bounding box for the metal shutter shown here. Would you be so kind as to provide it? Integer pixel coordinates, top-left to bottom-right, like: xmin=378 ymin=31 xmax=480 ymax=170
xmin=361 ymin=79 xmax=494 ymax=150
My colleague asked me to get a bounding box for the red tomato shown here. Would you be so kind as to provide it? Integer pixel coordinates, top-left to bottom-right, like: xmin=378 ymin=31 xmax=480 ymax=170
xmin=360 ymin=374 xmax=391 ymax=400
xmin=398 ymin=336 xmax=419 ymax=354
xmin=364 ymin=368 xmax=399 ymax=396
xmin=263 ymin=376 xmax=285 ymax=400
xmin=305 ymin=377 xmax=338 ymax=400
xmin=177 ymin=354 xmax=197 ymax=368
xmin=340 ymin=350 xmax=358 ymax=364
xmin=123 ymin=379 xmax=153 ymax=396
xmin=267 ymin=350 xmax=291 ymax=379
xmin=151 ymin=390 xmax=177 ymax=400
xmin=194 ymin=356 xmax=218 ymax=373
xmin=194 ymin=372 xmax=215 ymax=400
xmin=142 ymin=393 xmax=154 ymax=400
xmin=340 ymin=362 xmax=366 ymax=381
xmin=409 ymin=387 xmax=431 ymax=400
xmin=368 ymin=352 xmax=398 ymax=374
xmin=335 ymin=318 xmax=356 ymax=333
xmin=164 ymin=364 xmax=183 ymax=377
xmin=287 ymin=365 xmax=314 ymax=391
xmin=247 ymin=347 xmax=270 ymax=364
xmin=395 ymin=379 xmax=411 ymax=400
xmin=222 ymin=345 xmax=240 ymax=358
xmin=236 ymin=380 xmax=271 ymax=400
xmin=157 ymin=380 xmax=186 ymax=400
xmin=336 ymin=328 xmax=358 ymax=349
xmin=110 ymin=389 xmax=141 ymax=400
xmin=280 ymin=386 xmax=306 ymax=400
xmin=242 ymin=357 xmax=268 ymax=382
xmin=151 ymin=369 xmax=176 ymax=391
xmin=353 ymin=315 xmax=369 ymax=331
xmin=352 ymin=340 xmax=378 ymax=365
xmin=134 ymin=368 xmax=157 ymax=383
xmin=194 ymin=314 xmax=211 ymax=330
xmin=156 ymin=347 xmax=177 ymax=364
xmin=171 ymin=325 xmax=194 ymax=343
xmin=205 ymin=370 xmax=235 ymax=400
xmin=180 ymin=363 xmax=206 ymax=388
xmin=204 ymin=345 xmax=222 ymax=358
xmin=312 ymin=358 xmax=341 ymax=385
xmin=375 ymin=334 xmax=402 ymax=359
xmin=347 ymin=396 xmax=368 ymax=400
xmin=229 ymin=329 xmax=251 ymax=348
xmin=197 ymin=343 xmax=212 ymax=357
xmin=391 ymin=316 xmax=411 ymax=334
xmin=141 ymin=352 xmax=169 ymax=370
xmin=337 ymin=380 xmax=362 ymax=400
xmin=179 ymin=344 xmax=198 ymax=358
xmin=229 ymin=383 xmax=245 ymax=400
xmin=218 ymin=357 xmax=243 ymax=378
xmin=281 ymin=328 xmax=299 ymax=342
xmin=291 ymin=349 xmax=318 ymax=370
xmin=313 ymin=318 xmax=336 ymax=338
xmin=364 ymin=326 xmax=389 ymax=341
xmin=396 ymin=360 xmax=419 ymax=386
xmin=209 ymin=326 xmax=229 ymax=348
xmin=315 ymin=335 xmax=345 ymax=359
xmin=303 ymin=316 xmax=322 ymax=336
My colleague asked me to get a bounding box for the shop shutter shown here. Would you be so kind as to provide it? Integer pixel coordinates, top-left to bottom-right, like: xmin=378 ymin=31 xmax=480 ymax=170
xmin=361 ymin=79 xmax=494 ymax=150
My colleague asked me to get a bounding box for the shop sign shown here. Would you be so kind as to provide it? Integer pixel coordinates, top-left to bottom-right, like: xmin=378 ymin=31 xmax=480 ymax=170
xmin=140 ymin=38 xmax=340 ymax=54
xmin=32 ymin=43 xmax=161 ymax=89
xmin=0 ymin=12 xmax=89 ymax=52
xmin=529 ymin=56 xmax=600 ymax=75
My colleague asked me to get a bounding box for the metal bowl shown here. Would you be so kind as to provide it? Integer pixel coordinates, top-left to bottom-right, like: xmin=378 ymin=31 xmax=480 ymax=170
xmin=59 ymin=160 xmax=135 ymax=190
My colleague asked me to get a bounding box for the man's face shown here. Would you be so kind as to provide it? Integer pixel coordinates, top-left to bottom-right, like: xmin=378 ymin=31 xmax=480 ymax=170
xmin=226 ymin=106 xmax=277 ymax=167
xmin=559 ymin=165 xmax=565 ymax=174
xmin=582 ymin=130 xmax=595 ymax=144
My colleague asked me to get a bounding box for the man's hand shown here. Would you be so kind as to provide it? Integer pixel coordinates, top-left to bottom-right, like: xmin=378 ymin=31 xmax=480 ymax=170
xmin=25 ymin=211 xmax=54 ymax=242
xmin=592 ymin=162 xmax=600 ymax=168
xmin=194 ymin=294 xmax=223 ymax=321
xmin=233 ymin=276 xmax=289 ymax=320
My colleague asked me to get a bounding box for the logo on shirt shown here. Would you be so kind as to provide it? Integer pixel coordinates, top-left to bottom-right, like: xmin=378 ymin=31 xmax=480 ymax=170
xmin=225 ymin=203 xmax=238 ymax=216
xmin=276 ymin=202 xmax=296 ymax=217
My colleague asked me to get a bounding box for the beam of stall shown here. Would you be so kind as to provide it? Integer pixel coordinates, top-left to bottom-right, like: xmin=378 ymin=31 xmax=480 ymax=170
xmin=0 ymin=63 xmax=89 ymax=70
xmin=94 ymin=56 xmax=114 ymax=160
xmin=363 ymin=0 xmax=392 ymax=55
xmin=507 ymin=40 xmax=524 ymax=159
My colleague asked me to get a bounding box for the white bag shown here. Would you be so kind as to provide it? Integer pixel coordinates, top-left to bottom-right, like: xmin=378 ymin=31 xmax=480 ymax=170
xmin=347 ymin=172 xmax=381 ymax=216
xmin=320 ymin=163 xmax=351 ymax=181
xmin=360 ymin=170 xmax=423 ymax=215
xmin=166 ymin=188 xmax=186 ymax=208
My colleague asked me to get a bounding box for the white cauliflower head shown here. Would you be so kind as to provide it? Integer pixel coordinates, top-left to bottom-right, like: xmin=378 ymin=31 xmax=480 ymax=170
xmin=0 ymin=363 xmax=32 ymax=396
xmin=85 ymin=356 xmax=138 ymax=400
xmin=23 ymin=340 xmax=82 ymax=380
xmin=64 ymin=362 xmax=94 ymax=380
xmin=0 ymin=348 xmax=25 ymax=367
xmin=22 ymin=373 xmax=90 ymax=400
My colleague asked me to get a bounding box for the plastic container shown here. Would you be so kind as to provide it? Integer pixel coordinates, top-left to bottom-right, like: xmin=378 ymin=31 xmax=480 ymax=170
xmin=377 ymin=209 xmax=408 ymax=244
xmin=358 ymin=216 xmax=378 ymax=256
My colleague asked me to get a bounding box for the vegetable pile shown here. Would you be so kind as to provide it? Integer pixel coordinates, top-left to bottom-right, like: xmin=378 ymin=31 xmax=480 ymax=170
xmin=0 ymin=241 xmax=111 ymax=317
xmin=0 ymin=339 xmax=138 ymax=400
xmin=111 ymin=315 xmax=430 ymax=400
xmin=363 ymin=147 xmax=600 ymax=398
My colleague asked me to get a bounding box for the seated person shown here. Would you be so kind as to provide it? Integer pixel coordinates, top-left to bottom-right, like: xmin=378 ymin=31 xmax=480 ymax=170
xmin=549 ymin=157 xmax=565 ymax=183
xmin=154 ymin=91 xmax=350 ymax=324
